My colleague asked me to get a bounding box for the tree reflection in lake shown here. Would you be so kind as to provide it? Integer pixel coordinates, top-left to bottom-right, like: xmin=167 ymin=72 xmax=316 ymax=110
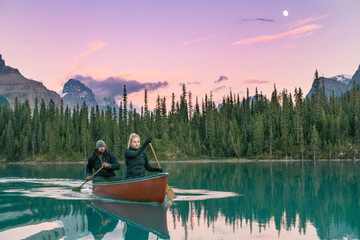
xmin=0 ymin=161 xmax=359 ymax=239
xmin=166 ymin=161 xmax=360 ymax=239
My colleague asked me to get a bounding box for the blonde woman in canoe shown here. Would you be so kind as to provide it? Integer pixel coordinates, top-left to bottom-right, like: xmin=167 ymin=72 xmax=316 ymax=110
xmin=124 ymin=133 xmax=163 ymax=179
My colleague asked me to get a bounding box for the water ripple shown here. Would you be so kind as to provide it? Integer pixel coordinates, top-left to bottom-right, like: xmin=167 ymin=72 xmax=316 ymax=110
xmin=171 ymin=188 xmax=241 ymax=201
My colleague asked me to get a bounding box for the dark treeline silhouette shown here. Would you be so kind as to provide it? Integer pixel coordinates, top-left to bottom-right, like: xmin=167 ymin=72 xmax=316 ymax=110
xmin=1 ymin=70 xmax=360 ymax=161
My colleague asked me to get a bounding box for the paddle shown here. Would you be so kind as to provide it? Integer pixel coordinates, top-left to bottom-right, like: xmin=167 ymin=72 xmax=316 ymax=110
xmin=72 ymin=165 xmax=104 ymax=192
xmin=149 ymin=142 xmax=175 ymax=200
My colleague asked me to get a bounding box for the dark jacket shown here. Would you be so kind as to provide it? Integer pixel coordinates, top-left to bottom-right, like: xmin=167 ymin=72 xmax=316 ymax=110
xmin=124 ymin=143 xmax=162 ymax=179
xmin=86 ymin=149 xmax=120 ymax=178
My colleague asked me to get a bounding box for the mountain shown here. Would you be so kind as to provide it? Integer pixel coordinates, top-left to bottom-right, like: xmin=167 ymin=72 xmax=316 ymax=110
xmin=306 ymin=65 xmax=360 ymax=99
xmin=96 ymin=96 xmax=118 ymax=110
xmin=346 ymin=65 xmax=360 ymax=91
xmin=0 ymin=54 xmax=62 ymax=107
xmin=61 ymin=79 xmax=98 ymax=109
xmin=306 ymin=75 xmax=351 ymax=99
xmin=61 ymin=79 xmax=118 ymax=110
xmin=217 ymin=93 xmax=269 ymax=110
xmin=0 ymin=95 xmax=8 ymax=105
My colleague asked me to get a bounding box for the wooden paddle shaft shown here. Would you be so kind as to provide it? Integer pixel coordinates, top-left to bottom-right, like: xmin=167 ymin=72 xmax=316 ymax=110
xmin=149 ymin=143 xmax=162 ymax=169
xmin=82 ymin=165 xmax=105 ymax=186
xmin=148 ymin=142 xmax=175 ymax=200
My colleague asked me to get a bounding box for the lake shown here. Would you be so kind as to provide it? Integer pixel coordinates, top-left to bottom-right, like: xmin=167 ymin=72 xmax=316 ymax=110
xmin=0 ymin=161 xmax=359 ymax=240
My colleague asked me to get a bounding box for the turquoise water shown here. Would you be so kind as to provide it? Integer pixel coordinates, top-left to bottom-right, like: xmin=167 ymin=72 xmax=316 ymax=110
xmin=0 ymin=161 xmax=359 ymax=240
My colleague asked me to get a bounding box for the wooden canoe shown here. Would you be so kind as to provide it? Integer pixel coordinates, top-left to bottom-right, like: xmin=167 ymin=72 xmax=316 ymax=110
xmin=92 ymin=173 xmax=168 ymax=203
xmin=92 ymin=200 xmax=170 ymax=239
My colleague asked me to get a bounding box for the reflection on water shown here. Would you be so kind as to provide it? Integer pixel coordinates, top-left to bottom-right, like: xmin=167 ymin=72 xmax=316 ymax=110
xmin=86 ymin=203 xmax=119 ymax=240
xmin=0 ymin=161 xmax=359 ymax=239
xmin=92 ymin=200 xmax=170 ymax=239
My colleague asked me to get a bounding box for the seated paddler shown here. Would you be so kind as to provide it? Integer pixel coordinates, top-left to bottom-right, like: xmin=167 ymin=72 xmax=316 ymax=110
xmin=124 ymin=133 xmax=163 ymax=179
xmin=86 ymin=140 xmax=120 ymax=182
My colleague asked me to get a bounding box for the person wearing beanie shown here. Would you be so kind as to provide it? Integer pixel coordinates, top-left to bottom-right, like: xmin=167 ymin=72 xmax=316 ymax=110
xmin=124 ymin=133 xmax=163 ymax=179
xmin=85 ymin=139 xmax=120 ymax=182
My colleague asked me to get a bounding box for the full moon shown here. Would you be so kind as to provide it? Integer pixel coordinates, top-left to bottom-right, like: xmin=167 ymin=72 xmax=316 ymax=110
xmin=283 ymin=10 xmax=289 ymax=16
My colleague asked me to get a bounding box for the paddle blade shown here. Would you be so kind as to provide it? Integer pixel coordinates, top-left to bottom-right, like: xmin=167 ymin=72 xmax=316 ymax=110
xmin=72 ymin=186 xmax=82 ymax=192
xmin=166 ymin=185 xmax=175 ymax=199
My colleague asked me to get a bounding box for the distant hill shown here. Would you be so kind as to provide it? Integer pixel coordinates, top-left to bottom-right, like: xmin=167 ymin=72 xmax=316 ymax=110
xmin=0 ymin=54 xmax=62 ymax=107
xmin=61 ymin=78 xmax=118 ymax=110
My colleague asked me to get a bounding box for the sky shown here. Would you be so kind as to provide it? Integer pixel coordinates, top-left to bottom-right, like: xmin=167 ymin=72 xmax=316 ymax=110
xmin=1 ymin=0 xmax=360 ymax=109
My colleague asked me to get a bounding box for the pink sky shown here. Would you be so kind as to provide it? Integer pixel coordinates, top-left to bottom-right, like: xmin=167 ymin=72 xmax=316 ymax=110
xmin=1 ymin=0 xmax=360 ymax=109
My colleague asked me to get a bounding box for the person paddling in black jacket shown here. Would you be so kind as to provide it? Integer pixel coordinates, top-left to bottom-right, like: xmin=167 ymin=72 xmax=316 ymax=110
xmin=86 ymin=140 xmax=120 ymax=182
xmin=124 ymin=133 xmax=163 ymax=179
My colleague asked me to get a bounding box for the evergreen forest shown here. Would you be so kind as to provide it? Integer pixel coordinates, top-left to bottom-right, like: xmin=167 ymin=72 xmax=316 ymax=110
xmin=1 ymin=71 xmax=360 ymax=162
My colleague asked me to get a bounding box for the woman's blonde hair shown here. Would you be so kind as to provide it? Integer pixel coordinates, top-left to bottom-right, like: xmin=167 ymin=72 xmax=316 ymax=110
xmin=128 ymin=133 xmax=140 ymax=148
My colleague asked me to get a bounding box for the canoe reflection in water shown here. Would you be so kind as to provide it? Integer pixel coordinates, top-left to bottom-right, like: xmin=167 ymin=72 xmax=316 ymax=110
xmin=91 ymin=200 xmax=170 ymax=239
xmin=86 ymin=203 xmax=119 ymax=240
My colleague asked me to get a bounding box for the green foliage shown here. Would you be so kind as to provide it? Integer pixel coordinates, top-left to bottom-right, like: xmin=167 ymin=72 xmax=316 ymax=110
xmin=1 ymin=79 xmax=360 ymax=161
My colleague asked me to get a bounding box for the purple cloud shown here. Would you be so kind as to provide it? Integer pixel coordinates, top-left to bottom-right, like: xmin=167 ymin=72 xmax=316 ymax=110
xmin=212 ymin=85 xmax=227 ymax=93
xmin=240 ymin=18 xmax=275 ymax=24
xmin=73 ymin=75 xmax=168 ymax=97
xmin=215 ymin=75 xmax=229 ymax=84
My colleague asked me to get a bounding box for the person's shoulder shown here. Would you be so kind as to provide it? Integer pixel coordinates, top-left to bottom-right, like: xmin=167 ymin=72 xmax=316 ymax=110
xmin=89 ymin=150 xmax=96 ymax=156
xmin=87 ymin=152 xmax=96 ymax=160
xmin=108 ymin=151 xmax=116 ymax=157
xmin=124 ymin=148 xmax=132 ymax=153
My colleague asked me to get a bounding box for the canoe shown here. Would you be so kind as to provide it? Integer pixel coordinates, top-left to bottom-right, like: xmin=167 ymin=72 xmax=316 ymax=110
xmin=92 ymin=173 xmax=168 ymax=203
xmin=92 ymin=200 xmax=170 ymax=239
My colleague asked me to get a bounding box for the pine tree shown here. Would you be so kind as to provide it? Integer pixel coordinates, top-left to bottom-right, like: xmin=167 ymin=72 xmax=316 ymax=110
xmin=180 ymin=84 xmax=188 ymax=121
xmin=310 ymin=125 xmax=321 ymax=160
xmin=5 ymin=120 xmax=15 ymax=161
xmin=254 ymin=115 xmax=264 ymax=157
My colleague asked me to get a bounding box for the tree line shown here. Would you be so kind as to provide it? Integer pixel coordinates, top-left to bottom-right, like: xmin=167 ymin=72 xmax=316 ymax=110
xmin=1 ymin=70 xmax=360 ymax=161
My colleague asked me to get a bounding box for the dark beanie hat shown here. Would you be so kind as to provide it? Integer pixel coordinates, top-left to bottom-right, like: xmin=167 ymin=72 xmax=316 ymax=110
xmin=96 ymin=140 xmax=106 ymax=149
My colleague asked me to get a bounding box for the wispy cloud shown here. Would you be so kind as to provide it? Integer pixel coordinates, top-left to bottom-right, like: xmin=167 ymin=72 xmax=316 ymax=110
xmin=240 ymin=18 xmax=275 ymax=23
xmin=80 ymin=40 xmax=107 ymax=57
xmin=187 ymin=81 xmax=201 ymax=85
xmin=244 ymin=78 xmax=275 ymax=84
xmin=60 ymin=40 xmax=107 ymax=82
xmin=286 ymin=14 xmax=330 ymax=29
xmin=212 ymin=85 xmax=227 ymax=93
xmin=179 ymin=81 xmax=201 ymax=86
xmin=215 ymin=75 xmax=229 ymax=84
xmin=182 ymin=35 xmax=214 ymax=46
xmin=73 ymin=75 xmax=168 ymax=98
xmin=231 ymin=24 xmax=322 ymax=45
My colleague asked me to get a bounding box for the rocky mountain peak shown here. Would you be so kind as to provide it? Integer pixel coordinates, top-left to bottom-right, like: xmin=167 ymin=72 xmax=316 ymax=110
xmin=0 ymin=54 xmax=61 ymax=107
xmin=346 ymin=65 xmax=360 ymax=90
xmin=0 ymin=54 xmax=20 ymax=74
xmin=62 ymin=79 xmax=93 ymax=95
xmin=61 ymin=79 xmax=98 ymax=108
xmin=61 ymin=78 xmax=118 ymax=110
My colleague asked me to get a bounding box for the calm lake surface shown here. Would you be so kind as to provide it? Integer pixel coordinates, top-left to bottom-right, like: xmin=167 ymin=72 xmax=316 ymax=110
xmin=0 ymin=161 xmax=359 ymax=240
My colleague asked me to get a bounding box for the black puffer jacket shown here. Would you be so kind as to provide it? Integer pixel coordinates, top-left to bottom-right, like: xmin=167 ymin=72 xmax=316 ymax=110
xmin=86 ymin=149 xmax=120 ymax=178
xmin=124 ymin=143 xmax=162 ymax=179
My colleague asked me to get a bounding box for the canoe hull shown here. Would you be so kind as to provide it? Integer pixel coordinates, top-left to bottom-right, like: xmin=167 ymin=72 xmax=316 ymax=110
xmin=92 ymin=173 xmax=168 ymax=203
